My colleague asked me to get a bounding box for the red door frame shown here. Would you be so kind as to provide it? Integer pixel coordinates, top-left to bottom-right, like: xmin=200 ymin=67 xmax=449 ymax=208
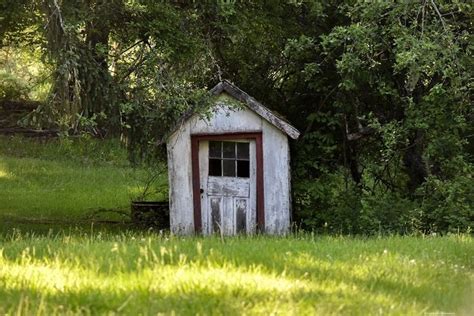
xmin=191 ymin=132 xmax=264 ymax=233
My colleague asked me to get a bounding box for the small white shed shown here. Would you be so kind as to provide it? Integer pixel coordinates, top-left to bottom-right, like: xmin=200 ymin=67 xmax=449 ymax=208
xmin=166 ymin=80 xmax=300 ymax=235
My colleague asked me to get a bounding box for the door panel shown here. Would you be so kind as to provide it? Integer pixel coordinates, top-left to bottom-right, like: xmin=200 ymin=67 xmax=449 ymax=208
xmin=207 ymin=177 xmax=250 ymax=197
xmin=222 ymin=197 xmax=234 ymax=235
xmin=235 ymin=198 xmax=247 ymax=234
xmin=209 ymin=197 xmax=222 ymax=233
xmin=199 ymin=140 xmax=256 ymax=235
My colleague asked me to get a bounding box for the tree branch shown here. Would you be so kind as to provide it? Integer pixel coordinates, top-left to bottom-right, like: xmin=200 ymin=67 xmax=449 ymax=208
xmin=430 ymin=0 xmax=447 ymax=32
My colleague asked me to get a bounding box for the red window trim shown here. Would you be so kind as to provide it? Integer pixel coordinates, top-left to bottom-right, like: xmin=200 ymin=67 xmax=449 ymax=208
xmin=191 ymin=132 xmax=264 ymax=233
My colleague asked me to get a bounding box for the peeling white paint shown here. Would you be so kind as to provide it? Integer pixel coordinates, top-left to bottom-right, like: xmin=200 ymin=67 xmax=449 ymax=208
xmin=167 ymin=88 xmax=298 ymax=235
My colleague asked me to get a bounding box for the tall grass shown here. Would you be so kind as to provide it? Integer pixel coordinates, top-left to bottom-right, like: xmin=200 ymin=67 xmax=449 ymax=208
xmin=0 ymin=232 xmax=472 ymax=315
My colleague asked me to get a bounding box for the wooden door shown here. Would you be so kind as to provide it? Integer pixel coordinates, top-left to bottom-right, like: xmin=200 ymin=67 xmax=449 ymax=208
xmin=199 ymin=140 xmax=257 ymax=235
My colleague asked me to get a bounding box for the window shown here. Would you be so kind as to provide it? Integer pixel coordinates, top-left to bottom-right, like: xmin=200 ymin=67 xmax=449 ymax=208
xmin=209 ymin=141 xmax=250 ymax=178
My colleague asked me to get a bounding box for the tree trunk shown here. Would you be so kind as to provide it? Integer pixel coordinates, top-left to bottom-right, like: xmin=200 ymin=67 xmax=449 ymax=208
xmin=403 ymin=131 xmax=428 ymax=194
xmin=348 ymin=143 xmax=362 ymax=185
xmin=84 ymin=0 xmax=111 ymax=116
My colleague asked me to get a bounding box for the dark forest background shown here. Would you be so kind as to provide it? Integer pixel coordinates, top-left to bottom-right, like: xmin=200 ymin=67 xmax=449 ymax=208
xmin=1 ymin=0 xmax=472 ymax=234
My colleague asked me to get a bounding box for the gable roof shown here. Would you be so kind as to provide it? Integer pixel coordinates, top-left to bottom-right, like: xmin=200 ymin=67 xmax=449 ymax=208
xmin=210 ymin=80 xmax=300 ymax=139
xmin=165 ymin=80 xmax=300 ymax=143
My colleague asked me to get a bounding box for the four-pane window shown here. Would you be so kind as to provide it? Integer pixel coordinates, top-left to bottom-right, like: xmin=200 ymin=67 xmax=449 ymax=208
xmin=209 ymin=141 xmax=250 ymax=177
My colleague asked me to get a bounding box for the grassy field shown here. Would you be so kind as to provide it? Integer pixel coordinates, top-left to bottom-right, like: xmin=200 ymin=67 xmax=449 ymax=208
xmin=0 ymin=136 xmax=166 ymax=222
xmin=1 ymin=136 xmax=473 ymax=315
xmin=0 ymin=232 xmax=472 ymax=315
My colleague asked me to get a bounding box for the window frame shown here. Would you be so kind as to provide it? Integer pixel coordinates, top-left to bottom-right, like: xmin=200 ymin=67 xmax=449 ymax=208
xmin=208 ymin=141 xmax=250 ymax=178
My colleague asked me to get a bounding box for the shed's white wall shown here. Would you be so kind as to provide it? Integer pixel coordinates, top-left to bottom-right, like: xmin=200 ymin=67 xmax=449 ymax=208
xmin=190 ymin=102 xmax=263 ymax=134
xmin=167 ymin=122 xmax=194 ymax=234
xmin=167 ymin=94 xmax=291 ymax=235
xmin=262 ymin=119 xmax=291 ymax=234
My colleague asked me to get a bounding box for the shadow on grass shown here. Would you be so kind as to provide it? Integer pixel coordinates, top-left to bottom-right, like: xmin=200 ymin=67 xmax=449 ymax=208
xmin=0 ymin=218 xmax=147 ymax=237
xmin=0 ymin=225 xmax=471 ymax=314
xmin=0 ymin=269 xmax=330 ymax=315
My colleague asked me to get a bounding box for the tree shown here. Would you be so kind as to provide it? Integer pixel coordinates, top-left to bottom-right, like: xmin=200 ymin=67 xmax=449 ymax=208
xmin=284 ymin=1 xmax=473 ymax=232
xmin=1 ymin=0 xmax=472 ymax=233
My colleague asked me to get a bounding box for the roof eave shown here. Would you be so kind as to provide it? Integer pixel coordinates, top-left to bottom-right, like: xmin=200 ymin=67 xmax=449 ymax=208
xmin=214 ymin=80 xmax=300 ymax=140
xmin=163 ymin=80 xmax=301 ymax=144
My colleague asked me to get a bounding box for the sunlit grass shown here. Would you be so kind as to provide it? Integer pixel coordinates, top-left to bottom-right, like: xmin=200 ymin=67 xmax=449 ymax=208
xmin=0 ymin=165 xmax=13 ymax=179
xmin=0 ymin=156 xmax=141 ymax=220
xmin=0 ymin=136 xmax=167 ymax=221
xmin=0 ymin=233 xmax=472 ymax=315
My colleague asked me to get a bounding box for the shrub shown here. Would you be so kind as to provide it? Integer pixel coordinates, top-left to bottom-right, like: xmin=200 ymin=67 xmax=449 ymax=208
xmin=293 ymin=171 xmax=363 ymax=234
xmin=415 ymin=175 xmax=474 ymax=233
xmin=293 ymin=171 xmax=473 ymax=235
xmin=0 ymin=71 xmax=29 ymax=100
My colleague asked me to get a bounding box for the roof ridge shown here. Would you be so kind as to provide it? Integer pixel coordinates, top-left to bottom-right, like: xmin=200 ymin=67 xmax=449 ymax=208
xmin=212 ymin=80 xmax=300 ymax=140
xmin=163 ymin=81 xmax=300 ymax=144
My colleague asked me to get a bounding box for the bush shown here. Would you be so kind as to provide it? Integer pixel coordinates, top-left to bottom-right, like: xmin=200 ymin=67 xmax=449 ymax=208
xmin=0 ymin=71 xmax=29 ymax=100
xmin=415 ymin=175 xmax=474 ymax=233
xmin=293 ymin=171 xmax=363 ymax=234
xmin=359 ymin=191 xmax=416 ymax=235
xmin=293 ymin=170 xmax=473 ymax=235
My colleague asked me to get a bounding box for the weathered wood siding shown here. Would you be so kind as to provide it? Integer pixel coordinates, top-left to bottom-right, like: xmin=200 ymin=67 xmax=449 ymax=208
xmin=262 ymin=119 xmax=291 ymax=234
xmin=167 ymin=93 xmax=291 ymax=235
xmin=167 ymin=122 xmax=194 ymax=234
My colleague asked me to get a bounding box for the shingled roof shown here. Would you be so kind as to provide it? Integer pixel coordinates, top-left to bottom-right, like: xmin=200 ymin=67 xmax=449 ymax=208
xmin=165 ymin=80 xmax=300 ymax=142
xmin=210 ymin=80 xmax=300 ymax=139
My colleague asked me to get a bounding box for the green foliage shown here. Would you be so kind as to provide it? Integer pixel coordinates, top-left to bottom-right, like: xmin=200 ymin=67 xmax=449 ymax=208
xmin=0 ymin=71 xmax=28 ymax=100
xmin=0 ymin=47 xmax=51 ymax=101
xmin=122 ymin=62 xmax=213 ymax=163
xmin=358 ymin=191 xmax=417 ymax=235
xmin=294 ymin=167 xmax=473 ymax=235
xmin=1 ymin=1 xmax=472 ymax=234
xmin=416 ymin=175 xmax=474 ymax=233
xmin=294 ymin=171 xmax=360 ymax=234
xmin=289 ymin=1 xmax=472 ymax=234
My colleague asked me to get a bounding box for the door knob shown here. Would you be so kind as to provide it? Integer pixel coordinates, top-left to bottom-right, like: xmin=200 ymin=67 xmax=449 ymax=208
xmin=200 ymin=188 xmax=204 ymax=194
